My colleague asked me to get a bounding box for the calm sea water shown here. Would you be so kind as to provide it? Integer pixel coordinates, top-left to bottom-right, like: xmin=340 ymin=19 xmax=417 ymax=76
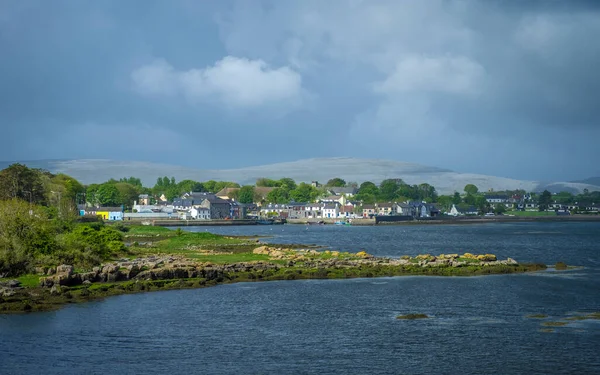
xmin=1 ymin=222 xmax=599 ymax=375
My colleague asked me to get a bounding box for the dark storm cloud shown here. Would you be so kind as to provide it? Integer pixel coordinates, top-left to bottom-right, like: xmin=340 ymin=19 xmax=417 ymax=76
xmin=0 ymin=0 xmax=599 ymax=181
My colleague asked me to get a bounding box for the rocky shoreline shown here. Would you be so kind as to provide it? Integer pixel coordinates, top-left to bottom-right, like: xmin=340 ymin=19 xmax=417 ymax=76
xmin=0 ymin=247 xmax=547 ymax=314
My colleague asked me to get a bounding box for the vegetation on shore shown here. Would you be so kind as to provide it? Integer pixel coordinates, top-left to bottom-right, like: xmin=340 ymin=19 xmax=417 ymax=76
xmin=396 ymin=313 xmax=429 ymax=320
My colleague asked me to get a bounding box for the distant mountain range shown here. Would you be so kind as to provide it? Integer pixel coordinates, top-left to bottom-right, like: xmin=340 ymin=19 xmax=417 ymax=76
xmin=1 ymin=157 xmax=599 ymax=195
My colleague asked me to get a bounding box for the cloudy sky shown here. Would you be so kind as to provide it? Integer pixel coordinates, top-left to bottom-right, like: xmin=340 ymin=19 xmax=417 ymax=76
xmin=1 ymin=0 xmax=599 ymax=181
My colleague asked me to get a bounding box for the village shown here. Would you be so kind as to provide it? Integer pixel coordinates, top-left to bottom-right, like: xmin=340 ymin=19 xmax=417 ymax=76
xmin=78 ymin=182 xmax=600 ymax=223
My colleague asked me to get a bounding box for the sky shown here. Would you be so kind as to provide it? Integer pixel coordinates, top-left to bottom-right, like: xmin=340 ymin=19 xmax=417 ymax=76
xmin=0 ymin=0 xmax=599 ymax=181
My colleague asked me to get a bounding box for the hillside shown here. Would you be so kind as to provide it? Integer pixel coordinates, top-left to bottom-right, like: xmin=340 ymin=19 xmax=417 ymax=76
xmin=1 ymin=158 xmax=599 ymax=195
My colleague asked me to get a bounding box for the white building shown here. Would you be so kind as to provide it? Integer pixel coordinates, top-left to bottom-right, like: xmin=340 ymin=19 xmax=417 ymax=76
xmin=190 ymin=207 xmax=210 ymax=220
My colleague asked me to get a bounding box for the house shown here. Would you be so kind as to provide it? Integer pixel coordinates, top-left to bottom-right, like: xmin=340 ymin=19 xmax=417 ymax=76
xmin=419 ymin=203 xmax=440 ymax=218
xmin=394 ymin=203 xmax=413 ymax=216
xmin=323 ymin=204 xmax=339 ymax=218
xmin=172 ymin=198 xmax=194 ymax=211
xmin=362 ymin=205 xmax=376 ymax=218
xmin=190 ymin=207 xmax=210 ymax=220
xmin=377 ymin=203 xmax=394 ymax=216
xmin=338 ymin=205 xmax=356 ymax=218
xmin=86 ymin=206 xmax=123 ymax=221
xmin=261 ymin=203 xmax=292 ymax=218
xmin=449 ymin=204 xmax=478 ymax=216
xmin=327 ymin=187 xmax=358 ymax=197
xmin=199 ymin=196 xmax=232 ymax=219
xmin=485 ymin=195 xmax=509 ymax=204
xmin=138 ymin=194 xmax=150 ymax=205
xmin=305 ymin=204 xmax=324 ymax=218
xmin=320 ymin=195 xmax=347 ymax=205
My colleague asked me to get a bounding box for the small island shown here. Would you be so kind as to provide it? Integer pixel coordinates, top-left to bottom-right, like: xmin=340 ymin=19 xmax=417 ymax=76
xmin=0 ymin=225 xmax=547 ymax=314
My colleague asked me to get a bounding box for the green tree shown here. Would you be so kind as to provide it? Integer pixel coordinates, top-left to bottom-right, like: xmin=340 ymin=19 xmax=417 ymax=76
xmin=493 ymin=203 xmax=507 ymax=215
xmin=118 ymin=177 xmax=142 ymax=187
xmin=453 ymin=192 xmax=462 ymax=204
xmin=0 ymin=163 xmax=47 ymax=204
xmin=177 ymin=180 xmax=204 ymax=194
xmin=289 ymin=183 xmax=319 ymax=203
xmin=114 ymin=182 xmax=139 ymax=208
xmin=326 ymin=178 xmax=346 ymax=187
xmin=464 ymin=184 xmax=479 ymax=195
xmin=266 ymin=187 xmax=289 ymax=204
xmin=95 ymin=184 xmax=120 ymax=206
xmin=238 ymin=186 xmax=255 ymax=204
xmin=0 ymin=199 xmax=58 ymax=275
xmin=538 ymin=190 xmax=552 ymax=211
xmin=278 ymin=178 xmax=297 ymax=191
xmin=379 ymin=179 xmax=400 ymax=201
xmin=256 ymin=178 xmax=280 ymax=187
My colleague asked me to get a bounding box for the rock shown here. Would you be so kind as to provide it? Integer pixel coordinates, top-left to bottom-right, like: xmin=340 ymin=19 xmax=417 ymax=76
xmin=46 ymin=268 xmax=56 ymax=276
xmin=34 ymin=267 xmax=47 ymax=275
xmin=82 ymin=280 xmax=92 ymax=285
xmin=7 ymin=279 xmax=21 ymax=288
xmin=506 ymin=258 xmax=518 ymax=265
xmin=1 ymin=287 xmax=15 ymax=297
xmin=50 ymin=285 xmax=62 ymax=295
xmin=56 ymin=264 xmax=74 ymax=277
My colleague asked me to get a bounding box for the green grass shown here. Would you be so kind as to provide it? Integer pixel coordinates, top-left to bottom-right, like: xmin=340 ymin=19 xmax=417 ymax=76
xmin=0 ymin=274 xmax=40 ymax=288
xmin=127 ymin=225 xmax=174 ymax=235
xmin=508 ymin=211 xmax=556 ymax=217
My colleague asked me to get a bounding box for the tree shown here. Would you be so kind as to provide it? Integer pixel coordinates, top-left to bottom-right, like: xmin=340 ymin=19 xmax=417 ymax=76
xmin=326 ymin=178 xmax=346 ymax=187
xmin=464 ymin=184 xmax=479 ymax=195
xmin=278 ymin=178 xmax=297 ymax=191
xmin=357 ymin=181 xmax=379 ymax=196
xmin=0 ymin=163 xmax=47 ymax=204
xmin=177 ymin=180 xmax=204 ymax=194
xmin=256 ymin=178 xmax=280 ymax=187
xmin=237 ymin=186 xmax=255 ymax=204
xmin=494 ymin=203 xmax=507 ymax=215
xmin=95 ymin=184 xmax=120 ymax=206
xmin=538 ymin=190 xmax=552 ymax=211
xmin=437 ymin=195 xmax=454 ymax=212
xmin=114 ymin=183 xmax=139 ymax=208
xmin=453 ymin=192 xmax=462 ymax=204
xmin=379 ymin=179 xmax=400 ymax=201
xmin=289 ymin=183 xmax=319 ymax=203
xmin=266 ymin=188 xmax=289 ymax=204
xmin=119 ymin=177 xmax=142 ymax=187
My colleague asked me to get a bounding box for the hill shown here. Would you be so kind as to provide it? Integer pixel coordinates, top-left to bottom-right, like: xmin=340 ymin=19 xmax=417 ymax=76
xmin=1 ymin=157 xmax=599 ymax=195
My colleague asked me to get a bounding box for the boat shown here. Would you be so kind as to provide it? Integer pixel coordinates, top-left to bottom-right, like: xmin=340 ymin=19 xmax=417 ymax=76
xmin=334 ymin=220 xmax=351 ymax=226
xmin=256 ymin=219 xmax=274 ymax=225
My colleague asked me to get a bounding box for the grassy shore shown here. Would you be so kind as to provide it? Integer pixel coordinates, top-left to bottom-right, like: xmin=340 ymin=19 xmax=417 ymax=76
xmin=0 ymin=226 xmax=548 ymax=314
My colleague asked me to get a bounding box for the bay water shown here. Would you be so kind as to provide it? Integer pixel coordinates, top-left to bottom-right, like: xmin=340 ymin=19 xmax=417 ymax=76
xmin=1 ymin=222 xmax=599 ymax=374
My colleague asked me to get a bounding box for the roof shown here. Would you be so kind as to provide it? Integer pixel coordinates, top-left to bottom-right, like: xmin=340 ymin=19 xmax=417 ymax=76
xmin=377 ymin=203 xmax=394 ymax=208
xmin=90 ymin=206 xmax=123 ymax=212
xmin=362 ymin=205 xmax=375 ymax=209
xmin=323 ymin=204 xmax=338 ymax=209
xmin=396 ymin=203 xmax=411 ymax=208
xmin=328 ymin=187 xmax=358 ymax=195
xmin=457 ymin=205 xmax=478 ymax=213
xmin=322 ymin=195 xmax=342 ymax=201
xmin=202 ymin=196 xmax=230 ymax=205
xmin=139 ymin=194 xmax=149 ymax=198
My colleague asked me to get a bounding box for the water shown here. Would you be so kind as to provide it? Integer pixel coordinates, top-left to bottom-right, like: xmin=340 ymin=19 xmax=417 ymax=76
xmin=1 ymin=222 xmax=599 ymax=374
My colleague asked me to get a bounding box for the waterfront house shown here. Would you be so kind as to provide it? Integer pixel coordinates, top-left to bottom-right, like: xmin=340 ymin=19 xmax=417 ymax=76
xmin=419 ymin=203 xmax=440 ymax=218
xmin=86 ymin=206 xmax=123 ymax=221
xmin=190 ymin=207 xmax=210 ymax=220
xmin=199 ymin=196 xmax=232 ymax=219
xmin=320 ymin=195 xmax=347 ymax=205
xmin=323 ymin=204 xmax=339 ymax=218
xmin=377 ymin=203 xmax=394 ymax=216
xmin=362 ymin=205 xmax=376 ymax=218
xmin=449 ymin=204 xmax=478 ymax=216
xmin=394 ymin=203 xmax=413 ymax=216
